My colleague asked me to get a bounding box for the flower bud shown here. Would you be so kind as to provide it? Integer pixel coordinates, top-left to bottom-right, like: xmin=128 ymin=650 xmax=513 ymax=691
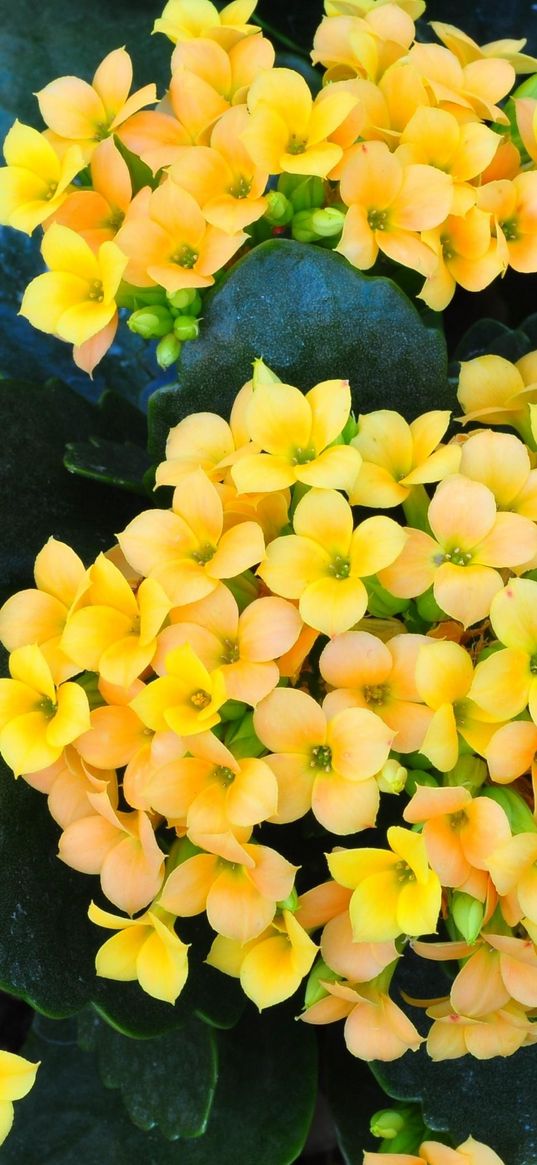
xmin=77 ymin=671 xmax=105 ymax=711
xmin=277 ymin=173 xmax=325 ymax=210
xmin=304 ymin=959 xmax=339 ymax=1008
xmin=451 ymin=891 xmax=485 ymax=943
xmin=444 ymin=755 xmax=487 ymax=793
xmin=482 ymin=786 xmax=537 ymax=834
xmin=155 ymin=333 xmax=182 ymax=369
xmin=405 ymin=769 xmax=439 ymax=796
xmin=224 ymin=710 xmax=265 ymax=759
xmin=277 ymin=887 xmax=298 ymax=913
xmin=127 ymin=304 xmax=174 ymax=339
xmin=291 ymin=210 xmax=318 ymax=242
xmin=416 ymin=587 xmax=448 ymax=623
xmin=264 ymin=190 xmax=294 ymax=226
xmin=310 ymin=208 xmax=346 ymax=238
xmin=365 ymin=576 xmax=411 ymax=618
xmin=370 ymin=1108 xmax=406 ymax=1140
xmin=166 ymin=287 xmax=199 ymax=312
xmin=173 ymin=314 xmax=200 ymax=341
xmin=377 ymin=759 xmax=407 ymax=794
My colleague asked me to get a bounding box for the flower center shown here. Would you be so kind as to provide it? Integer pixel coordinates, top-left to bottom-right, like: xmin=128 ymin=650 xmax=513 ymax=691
xmin=221 ymin=638 xmax=240 ymax=664
xmin=441 ymin=233 xmax=456 ymax=261
xmin=449 ymin=809 xmax=468 ymax=831
xmin=45 ymin=180 xmax=58 ymax=201
xmin=171 ymin=244 xmax=199 ymax=269
xmin=88 ymin=279 xmax=104 ymax=303
xmin=291 ymin=445 xmax=316 ymax=465
xmin=363 ymin=683 xmax=388 ymax=706
xmin=310 ymin=744 xmax=332 ymax=772
xmin=191 ymin=689 xmax=212 ymax=709
xmin=228 ymin=175 xmax=252 ymax=199
xmin=501 ymin=216 xmax=519 ymax=242
xmin=192 ymin=542 xmax=216 ymax=564
xmin=530 ymin=655 xmax=537 ymax=675
xmin=328 ymin=554 xmax=351 ymax=580
xmin=106 ymin=207 xmax=125 ymax=231
xmin=287 ymin=134 xmax=307 ymax=155
xmin=367 ymin=208 xmax=389 ymax=231
xmin=38 ymin=696 xmax=57 ymax=719
xmin=94 ymin=121 xmax=111 ymax=141
xmin=434 ymin=546 xmax=472 ymax=566
xmin=394 ymin=859 xmax=416 ymax=884
xmin=214 ymin=765 xmax=235 ymax=785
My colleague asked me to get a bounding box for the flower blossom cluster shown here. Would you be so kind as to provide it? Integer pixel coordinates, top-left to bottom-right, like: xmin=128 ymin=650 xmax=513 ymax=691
xmin=3 ymin=0 xmax=537 ymax=372
xmin=3 ymin=355 xmax=537 ymax=1076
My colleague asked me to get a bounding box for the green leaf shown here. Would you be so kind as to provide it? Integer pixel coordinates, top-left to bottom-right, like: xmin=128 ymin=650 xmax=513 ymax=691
xmin=5 ymin=1008 xmax=317 ymax=1165
xmin=64 ymin=436 xmax=151 ymax=496
xmin=78 ymin=1009 xmax=218 ymax=1139
xmin=148 ymin=240 xmax=450 ymax=461
xmin=321 ymin=1030 xmax=388 ymax=1164
xmin=0 ymin=379 xmax=141 ymax=600
xmin=452 ymin=318 xmax=532 ymax=364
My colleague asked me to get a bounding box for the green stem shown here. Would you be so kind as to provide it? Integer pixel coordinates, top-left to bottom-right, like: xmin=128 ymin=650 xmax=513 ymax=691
xmin=402 ymin=484 xmax=432 ymax=533
xmin=252 ymin=15 xmax=309 ymax=56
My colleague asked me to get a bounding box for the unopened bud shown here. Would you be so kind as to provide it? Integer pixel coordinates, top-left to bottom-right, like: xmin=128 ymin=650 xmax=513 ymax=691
xmin=166 ymin=287 xmax=199 ymax=312
xmin=370 ymin=1108 xmax=406 ymax=1140
xmin=416 ymin=587 xmax=448 ymax=623
xmin=264 ymin=190 xmax=294 ymax=226
xmin=444 ymin=755 xmax=487 ymax=793
xmin=277 ymin=888 xmax=299 ymax=913
xmin=304 ymin=959 xmax=339 ymax=1008
xmin=405 ymin=769 xmax=439 ymax=796
xmin=155 ymin=333 xmax=182 ymax=369
xmin=224 ymin=710 xmax=265 ymax=759
xmin=252 ymin=357 xmax=281 ymax=389
xmin=365 ymin=576 xmax=411 ymax=618
xmin=173 ymin=314 xmax=200 ymax=341
xmin=377 ymin=759 xmax=407 ymax=794
xmin=451 ymin=891 xmax=484 ymax=944
xmin=482 ymin=786 xmax=537 ymax=834
xmin=291 ymin=210 xmax=318 ymax=242
xmin=127 ymin=304 xmax=174 ymax=339
xmin=310 ymin=207 xmax=346 ymax=237
xmin=278 ymin=173 xmax=325 ymax=210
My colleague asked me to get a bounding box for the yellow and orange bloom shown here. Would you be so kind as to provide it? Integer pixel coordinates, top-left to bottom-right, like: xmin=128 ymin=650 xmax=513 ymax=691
xmin=258 ymin=487 xmax=406 ymax=637
xmin=159 ymin=842 xmax=297 ymax=942
xmin=253 ymin=685 xmax=394 ymax=833
xmin=23 ymin=745 xmax=117 ymax=831
xmin=50 ymin=136 xmax=133 ymax=249
xmin=405 ymin=41 xmax=515 ymax=123
xmin=457 ymin=352 xmax=537 ymax=441
xmin=426 ymin=996 xmax=537 ymax=1060
xmin=312 ymin=5 xmax=415 ymax=84
xmin=60 ymin=553 xmax=171 ymax=688
xmin=207 ymin=908 xmax=317 ymax=1008
xmin=0 ymin=1052 xmax=40 ymax=1147
xmin=0 ymin=121 xmax=84 ymax=235
xmin=419 ymin=207 xmax=504 ymax=312
xmin=478 ymin=174 xmax=537 ymax=274
xmin=243 ymin=67 xmax=357 ymax=178
xmin=416 ymin=933 xmax=537 ymax=1017
xmin=20 ymin=224 xmax=127 ymax=374
xmin=432 ymin=20 xmax=537 ymax=73
xmin=0 ymin=645 xmax=90 ymax=777
xmin=336 ymin=141 xmax=453 ymax=276
xmin=484 ymin=719 xmax=537 ymax=784
xmin=131 ymin=642 xmax=227 ymax=737
xmin=36 ymin=48 xmax=157 ymax=161
xmin=303 ymin=978 xmax=424 ymax=1061
xmin=231 ymin=375 xmax=361 ymax=494
xmin=457 ymin=428 xmax=537 ymax=519
xmin=397 ymin=106 xmax=500 ymax=184
xmin=348 ymin=409 xmax=460 ymax=509
xmin=155 ymin=410 xmax=243 ymax=489
xmin=327 ymin=826 xmax=442 ymax=941
xmin=154 ymin=0 xmax=259 ymax=48
xmin=320 ymin=905 xmax=398 ymax=982
xmin=486 ymin=832 xmax=537 ymax=926
xmin=116 ymin=178 xmax=247 ymax=293
xmin=155 ymin=584 xmax=302 ymax=705
xmin=89 ymin=900 xmax=189 ymax=1003
xmin=379 ymin=475 xmax=537 ymax=627
xmin=404 ymin=784 xmax=511 ymax=885
xmin=0 ymin=538 xmax=85 ymax=683
xmin=320 ymin=630 xmax=431 ymax=753
xmin=364 ymin=1137 xmax=506 ymax=1165
xmin=470 ymin=579 xmax=537 ymax=725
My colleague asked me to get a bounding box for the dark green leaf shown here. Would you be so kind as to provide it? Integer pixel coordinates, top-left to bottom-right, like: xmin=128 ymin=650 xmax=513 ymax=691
xmin=64 ymin=437 xmax=151 ymax=496
xmin=452 ymin=318 xmax=532 ymax=363
xmin=0 ymin=379 xmax=140 ymax=600
xmin=321 ymin=1029 xmax=387 ymax=1164
xmin=148 ymin=240 xmax=450 ymax=461
xmin=78 ymin=1009 xmax=218 ymax=1139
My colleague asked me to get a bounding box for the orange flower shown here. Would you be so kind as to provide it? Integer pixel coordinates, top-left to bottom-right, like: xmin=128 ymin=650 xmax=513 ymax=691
xmin=50 ymin=137 xmax=133 ymax=249
xmin=207 ymin=909 xmax=317 ymax=1009
xmin=478 ymin=174 xmax=537 ymax=273
xmin=426 ymin=997 xmax=537 ymax=1059
xmin=303 ymin=979 xmax=424 ymax=1061
xmin=419 ymin=207 xmax=503 ymax=311
xmin=0 ymin=538 xmax=85 ymax=683
xmin=404 ymin=785 xmax=511 ymax=886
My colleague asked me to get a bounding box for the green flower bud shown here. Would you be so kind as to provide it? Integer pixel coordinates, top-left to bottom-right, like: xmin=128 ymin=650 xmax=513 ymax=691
xmin=377 ymin=759 xmax=407 ymax=794
xmin=224 ymin=710 xmax=265 ymax=759
xmin=370 ymin=1107 xmax=418 ymax=1140
xmin=405 ymin=769 xmax=439 ymax=796
xmin=127 ymin=304 xmax=174 ymax=339
xmin=276 ymin=888 xmax=299 ymax=913
xmin=173 ymin=314 xmax=200 ymax=341
xmin=482 ymin=786 xmax=537 ymax=834
xmin=365 ymin=576 xmax=411 ymax=617
xmin=415 ymin=587 xmax=448 ymax=623
xmin=166 ymin=287 xmax=199 ymax=311
xmin=252 ymin=357 xmax=281 ymax=388
xmin=264 ymin=190 xmax=294 ymax=226
xmin=219 ymin=699 xmax=247 ymax=723
xmin=75 ymin=671 xmax=105 ymax=711
xmin=225 ymin=570 xmax=260 ymax=611
xmin=156 ymin=333 xmax=182 ymax=369
xmin=444 ymin=755 xmax=487 ymax=793
xmin=310 ymin=207 xmax=346 ymax=237
xmin=451 ymin=891 xmax=485 ymax=943
xmin=304 ymin=959 xmax=339 ymax=1009
xmin=291 ymin=210 xmax=318 ymax=242
xmin=277 ymin=173 xmax=325 ymax=210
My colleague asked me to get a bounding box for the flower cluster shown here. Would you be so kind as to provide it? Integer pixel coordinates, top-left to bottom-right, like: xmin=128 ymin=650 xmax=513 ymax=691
xmin=3 ymin=0 xmax=537 ymax=373
xmin=365 ymin=1132 xmax=505 ymax=1164
xmin=3 ymin=354 xmax=537 ymax=1077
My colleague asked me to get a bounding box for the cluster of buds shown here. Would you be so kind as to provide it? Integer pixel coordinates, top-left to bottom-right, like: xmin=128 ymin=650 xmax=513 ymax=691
xmin=3 ymin=0 xmax=537 ymax=373
xmin=2 ymin=355 xmax=537 ymax=1079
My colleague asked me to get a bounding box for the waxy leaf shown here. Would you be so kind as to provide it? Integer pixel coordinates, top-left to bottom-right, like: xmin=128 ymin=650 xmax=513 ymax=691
xmin=64 ymin=436 xmax=151 ymax=496
xmin=148 ymin=240 xmax=450 ymax=460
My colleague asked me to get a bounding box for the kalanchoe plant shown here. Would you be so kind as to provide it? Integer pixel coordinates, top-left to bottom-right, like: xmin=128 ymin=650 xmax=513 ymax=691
xmin=3 ymin=1 xmax=537 ymax=1163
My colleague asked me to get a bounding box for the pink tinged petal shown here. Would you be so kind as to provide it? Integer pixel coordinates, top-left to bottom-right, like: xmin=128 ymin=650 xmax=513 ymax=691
xmin=433 ymin=562 xmax=503 ymax=628
xmin=486 ymin=721 xmax=537 ymax=783
xmin=223 ymin=659 xmax=279 ymax=705
xmin=253 ymin=686 xmax=326 ymax=753
xmin=420 ymin=704 xmax=460 ymax=771
xmin=428 ymin=476 xmax=497 ymax=549
xmin=262 ymin=753 xmax=315 ymax=823
xmin=404 ymin=784 xmax=471 ymax=823
xmin=159 ymin=853 xmax=220 ymax=915
xmin=58 ymin=814 xmax=118 ymax=874
xmin=500 ymin=949 xmax=537 ymax=1007
xmin=377 ymin=528 xmax=438 ymax=599
xmin=451 ymin=948 xmax=510 ymax=1017
xmin=207 ymin=868 xmax=275 ymax=943
xmin=388 ymin=634 xmax=430 ymax=701
xmin=245 ymin=843 xmax=297 ymax=901
xmin=328 ymin=707 xmax=394 ymax=779
xmin=487 ymin=833 xmax=537 ymax=896
xmin=238 ymin=597 xmax=302 ymax=662
xmin=381 ymin=701 xmax=433 ymax=754
xmin=350 ymin=870 xmax=401 ymax=941
xmin=91 ymin=136 xmax=132 ymax=209
xmin=208 ymin=520 xmax=265 ymax=578
xmin=321 ymin=911 xmax=397 ymax=981
xmin=312 ymin=771 xmax=379 ymax=833
xmin=344 ymin=996 xmax=423 ymax=1061
xmin=423 ymin=818 xmax=470 ymax=886
xmin=474 ymin=511 xmax=537 ymax=567
xmin=36 ymin=77 xmax=106 ymax=139
xmin=320 ymin=630 xmax=391 ymax=689
xmin=258 ymin=535 xmax=330 ymax=600
xmin=100 ymin=833 xmax=164 ymax=915
xmin=73 ymin=315 xmax=118 ymax=375
xmin=297 ymin=445 xmax=362 ymax=491
xmin=301 ymin=996 xmax=352 ymax=1026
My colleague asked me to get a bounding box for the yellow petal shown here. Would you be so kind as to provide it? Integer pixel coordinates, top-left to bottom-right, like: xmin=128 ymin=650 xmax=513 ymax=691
xmin=95 ymin=925 xmax=147 ymax=981
xmin=350 ymin=515 xmax=406 ymax=576
xmin=299 ymin=575 xmax=368 ymax=636
xmin=9 ymin=644 xmax=55 ymax=700
xmin=136 ymin=921 xmax=189 ymax=1003
xmin=47 ymin=681 xmax=90 ymax=748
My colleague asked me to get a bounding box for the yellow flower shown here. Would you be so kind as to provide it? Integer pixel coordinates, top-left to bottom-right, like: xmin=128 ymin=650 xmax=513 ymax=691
xmin=231 ymin=375 xmax=361 ymax=493
xmin=413 ymin=640 xmax=505 ymax=772
xmin=432 ymin=20 xmax=537 ymax=74
xmin=89 ymin=900 xmax=189 ymax=1003
xmin=20 ymin=224 xmax=126 ymax=361
xmin=348 ymin=409 xmax=460 ymax=508
xmin=131 ymin=642 xmax=227 ymax=736
xmin=258 ymin=487 xmax=406 ymax=637
xmin=207 ymin=909 xmax=317 ymax=1009
xmin=0 ymin=121 xmax=84 ymax=235
xmin=327 ymin=825 xmax=441 ymax=941
xmin=457 ymin=352 xmax=537 ymax=441
xmin=419 ymin=207 xmax=503 ymax=312
xmin=154 ymin=0 xmax=259 ymax=48
xmin=0 ymin=538 xmax=86 ymax=683
xmin=243 ymin=67 xmax=357 ymax=177
xmin=0 ymin=645 xmax=90 ymax=777
xmin=0 ymin=1052 xmax=39 ymax=1147
xmin=478 ymin=174 xmax=537 ymax=274
xmin=470 ymin=578 xmax=537 ymax=725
